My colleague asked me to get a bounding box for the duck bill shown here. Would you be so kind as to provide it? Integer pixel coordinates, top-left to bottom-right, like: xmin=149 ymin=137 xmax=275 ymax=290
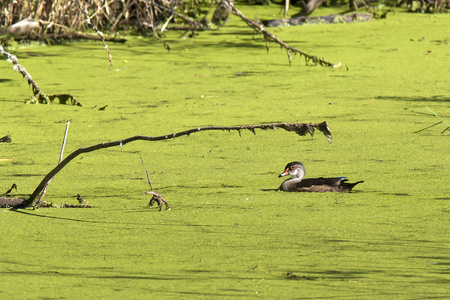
xmin=278 ymin=169 xmax=289 ymax=178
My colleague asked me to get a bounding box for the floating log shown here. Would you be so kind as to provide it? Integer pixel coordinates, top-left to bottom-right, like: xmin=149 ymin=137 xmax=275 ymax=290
xmin=263 ymin=13 xmax=373 ymax=28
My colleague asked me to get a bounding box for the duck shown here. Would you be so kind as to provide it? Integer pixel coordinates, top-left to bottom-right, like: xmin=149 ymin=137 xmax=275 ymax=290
xmin=278 ymin=161 xmax=363 ymax=192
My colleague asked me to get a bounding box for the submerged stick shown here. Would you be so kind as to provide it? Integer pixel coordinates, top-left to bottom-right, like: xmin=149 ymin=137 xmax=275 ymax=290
xmin=36 ymin=121 xmax=70 ymax=207
xmin=19 ymin=122 xmax=331 ymax=208
xmin=140 ymin=155 xmax=170 ymax=211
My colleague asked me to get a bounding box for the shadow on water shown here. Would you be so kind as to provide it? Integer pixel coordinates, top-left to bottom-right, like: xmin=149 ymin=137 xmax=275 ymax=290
xmin=297 ymin=269 xmax=381 ymax=280
xmin=0 ymin=259 xmax=247 ymax=282
xmin=208 ymin=30 xmax=259 ymax=37
xmin=11 ymin=208 xmax=237 ymax=229
xmin=0 ymin=97 xmax=23 ymax=103
xmin=11 ymin=209 xmax=116 ymax=224
xmin=378 ymin=192 xmax=410 ymax=196
xmin=375 ymin=95 xmax=449 ymax=103
xmin=184 ymin=40 xmax=266 ymax=50
xmin=1 ymin=266 xmax=251 ymax=297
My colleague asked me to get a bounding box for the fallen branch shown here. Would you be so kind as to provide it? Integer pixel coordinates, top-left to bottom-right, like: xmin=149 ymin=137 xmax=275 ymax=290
xmin=0 ymin=45 xmax=81 ymax=105
xmin=75 ymin=0 xmax=113 ymax=69
xmin=0 ymin=18 xmax=40 ymax=35
xmin=0 ymin=44 xmax=43 ymax=96
xmin=0 ymin=197 xmax=25 ymax=208
xmin=14 ymin=122 xmax=331 ymax=208
xmin=263 ymin=13 xmax=373 ymax=28
xmin=227 ymin=1 xmax=340 ymax=67
xmin=13 ymin=32 xmax=128 ymax=43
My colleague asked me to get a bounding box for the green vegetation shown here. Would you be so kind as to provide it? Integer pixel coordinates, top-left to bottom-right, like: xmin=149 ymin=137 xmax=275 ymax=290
xmin=415 ymin=107 xmax=450 ymax=133
xmin=0 ymin=6 xmax=449 ymax=298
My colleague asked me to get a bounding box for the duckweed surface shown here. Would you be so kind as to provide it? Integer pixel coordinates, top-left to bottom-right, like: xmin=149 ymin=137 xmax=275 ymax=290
xmin=1 ymin=6 xmax=449 ymax=299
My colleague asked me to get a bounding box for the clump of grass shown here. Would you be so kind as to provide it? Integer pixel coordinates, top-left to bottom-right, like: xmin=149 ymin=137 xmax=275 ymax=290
xmin=414 ymin=107 xmax=449 ymax=134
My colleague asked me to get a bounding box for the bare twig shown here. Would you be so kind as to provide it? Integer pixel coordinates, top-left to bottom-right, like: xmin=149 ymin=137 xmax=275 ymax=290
xmin=36 ymin=121 xmax=70 ymax=208
xmin=75 ymin=0 xmax=114 ymax=69
xmin=3 ymin=183 xmax=17 ymax=197
xmin=19 ymin=122 xmax=332 ymax=208
xmin=140 ymin=155 xmax=154 ymax=191
xmin=226 ymin=1 xmax=340 ymax=67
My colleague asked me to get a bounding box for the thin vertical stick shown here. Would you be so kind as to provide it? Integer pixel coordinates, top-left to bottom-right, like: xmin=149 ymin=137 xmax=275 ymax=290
xmin=140 ymin=155 xmax=170 ymax=211
xmin=58 ymin=121 xmax=70 ymax=162
xmin=35 ymin=121 xmax=70 ymax=207
xmin=140 ymin=154 xmax=154 ymax=191
xmin=284 ymin=0 xmax=290 ymax=16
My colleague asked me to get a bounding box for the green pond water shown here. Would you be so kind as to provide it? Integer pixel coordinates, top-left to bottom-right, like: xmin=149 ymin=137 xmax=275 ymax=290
xmin=1 ymin=5 xmax=449 ymax=299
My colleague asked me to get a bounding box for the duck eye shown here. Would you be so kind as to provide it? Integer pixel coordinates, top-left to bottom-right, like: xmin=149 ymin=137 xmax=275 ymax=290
xmin=290 ymin=166 xmax=295 ymax=170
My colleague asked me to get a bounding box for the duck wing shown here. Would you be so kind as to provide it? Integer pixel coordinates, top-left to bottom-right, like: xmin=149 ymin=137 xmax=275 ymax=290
xmin=292 ymin=178 xmax=364 ymax=192
xmin=296 ymin=177 xmax=345 ymax=187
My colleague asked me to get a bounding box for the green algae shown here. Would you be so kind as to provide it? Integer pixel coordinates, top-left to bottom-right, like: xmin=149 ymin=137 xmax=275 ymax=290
xmin=0 ymin=6 xmax=449 ymax=299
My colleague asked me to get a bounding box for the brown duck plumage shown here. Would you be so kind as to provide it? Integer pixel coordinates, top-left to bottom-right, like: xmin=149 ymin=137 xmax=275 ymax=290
xmin=279 ymin=161 xmax=363 ymax=192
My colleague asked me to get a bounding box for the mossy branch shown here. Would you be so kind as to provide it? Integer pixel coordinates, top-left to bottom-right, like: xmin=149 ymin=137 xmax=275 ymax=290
xmin=0 ymin=44 xmax=43 ymax=95
xmin=75 ymin=0 xmax=113 ymax=69
xmin=0 ymin=45 xmax=81 ymax=105
xmin=18 ymin=122 xmax=331 ymax=208
xmin=227 ymin=1 xmax=340 ymax=67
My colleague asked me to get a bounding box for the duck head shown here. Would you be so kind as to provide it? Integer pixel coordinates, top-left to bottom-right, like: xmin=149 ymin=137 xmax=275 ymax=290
xmin=279 ymin=161 xmax=306 ymax=181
